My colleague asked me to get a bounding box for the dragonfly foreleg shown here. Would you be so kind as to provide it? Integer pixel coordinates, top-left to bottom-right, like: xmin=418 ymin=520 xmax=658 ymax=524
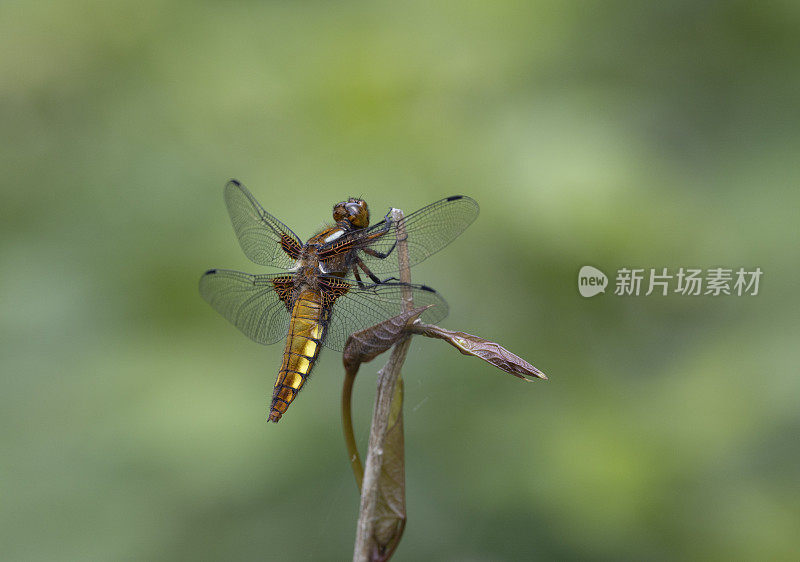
xmin=355 ymin=257 xmax=384 ymax=285
xmin=363 ymin=241 xmax=397 ymax=260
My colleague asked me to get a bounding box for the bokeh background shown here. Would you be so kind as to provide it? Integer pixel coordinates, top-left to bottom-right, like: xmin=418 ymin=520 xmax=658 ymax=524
xmin=2 ymin=2 xmax=799 ymax=560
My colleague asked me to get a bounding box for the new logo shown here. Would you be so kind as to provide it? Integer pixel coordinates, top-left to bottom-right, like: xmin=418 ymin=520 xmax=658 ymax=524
xmin=578 ymin=265 xmax=608 ymax=298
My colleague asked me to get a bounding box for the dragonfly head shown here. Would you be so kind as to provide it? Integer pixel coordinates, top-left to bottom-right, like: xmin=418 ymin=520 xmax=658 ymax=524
xmin=333 ymin=198 xmax=370 ymax=229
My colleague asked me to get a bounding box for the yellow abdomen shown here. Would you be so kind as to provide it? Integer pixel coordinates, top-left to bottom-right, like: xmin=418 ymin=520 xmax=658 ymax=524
xmin=269 ymin=288 xmax=326 ymax=422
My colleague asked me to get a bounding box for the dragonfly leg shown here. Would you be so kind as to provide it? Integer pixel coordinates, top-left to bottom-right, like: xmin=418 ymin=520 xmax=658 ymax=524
xmin=355 ymin=257 xmax=384 ymax=285
xmin=363 ymin=241 xmax=397 ymax=260
xmin=359 ymin=215 xmax=400 ymax=258
xmin=351 ymin=263 xmax=367 ymax=288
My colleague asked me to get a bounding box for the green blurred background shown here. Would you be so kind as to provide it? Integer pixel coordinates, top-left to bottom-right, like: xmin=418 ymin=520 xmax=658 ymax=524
xmin=2 ymin=2 xmax=799 ymax=560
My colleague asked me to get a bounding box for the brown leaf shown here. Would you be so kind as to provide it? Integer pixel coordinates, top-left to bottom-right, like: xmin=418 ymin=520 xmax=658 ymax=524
xmin=413 ymin=324 xmax=547 ymax=381
xmin=370 ymin=378 xmax=406 ymax=562
xmin=342 ymin=306 xmax=431 ymax=374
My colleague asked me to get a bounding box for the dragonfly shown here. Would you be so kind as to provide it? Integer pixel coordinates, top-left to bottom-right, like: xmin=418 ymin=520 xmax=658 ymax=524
xmin=199 ymin=180 xmax=479 ymax=422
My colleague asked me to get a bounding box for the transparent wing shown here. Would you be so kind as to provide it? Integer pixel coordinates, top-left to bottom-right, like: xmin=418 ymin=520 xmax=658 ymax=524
xmin=224 ymin=179 xmax=303 ymax=269
xmin=199 ymin=269 xmax=291 ymax=345
xmin=322 ymin=279 xmax=449 ymax=352
xmin=320 ymin=195 xmax=478 ymax=276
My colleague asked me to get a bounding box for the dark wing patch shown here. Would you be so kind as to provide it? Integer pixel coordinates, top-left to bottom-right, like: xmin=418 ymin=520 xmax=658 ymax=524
xmin=271 ymin=275 xmax=295 ymax=311
xmin=319 ymin=277 xmax=351 ymax=307
xmin=280 ymin=233 xmax=302 ymax=260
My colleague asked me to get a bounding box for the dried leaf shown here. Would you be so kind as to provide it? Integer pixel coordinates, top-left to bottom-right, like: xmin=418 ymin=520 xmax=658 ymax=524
xmin=413 ymin=324 xmax=547 ymax=381
xmin=370 ymin=378 xmax=406 ymax=562
xmin=343 ymin=306 xmax=430 ymax=373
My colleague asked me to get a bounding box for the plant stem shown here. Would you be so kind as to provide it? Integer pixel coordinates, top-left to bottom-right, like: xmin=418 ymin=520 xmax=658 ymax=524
xmin=353 ymin=208 xmax=411 ymax=562
xmin=342 ymin=367 xmax=363 ymax=489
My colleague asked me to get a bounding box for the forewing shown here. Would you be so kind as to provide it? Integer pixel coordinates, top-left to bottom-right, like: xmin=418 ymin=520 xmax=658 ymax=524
xmin=322 ymin=280 xmax=449 ymax=352
xmin=224 ymin=180 xmax=303 ymax=268
xmin=199 ymin=269 xmax=292 ymax=345
xmin=322 ymin=195 xmax=478 ymax=276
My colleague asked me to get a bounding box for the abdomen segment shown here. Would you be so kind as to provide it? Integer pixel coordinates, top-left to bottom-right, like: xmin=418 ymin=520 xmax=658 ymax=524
xmin=270 ymin=289 xmax=327 ymax=422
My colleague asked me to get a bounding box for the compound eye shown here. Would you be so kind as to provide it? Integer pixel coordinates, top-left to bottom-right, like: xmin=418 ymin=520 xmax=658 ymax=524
xmin=333 ymin=202 xmax=347 ymax=222
xmin=348 ymin=201 xmax=370 ymax=228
